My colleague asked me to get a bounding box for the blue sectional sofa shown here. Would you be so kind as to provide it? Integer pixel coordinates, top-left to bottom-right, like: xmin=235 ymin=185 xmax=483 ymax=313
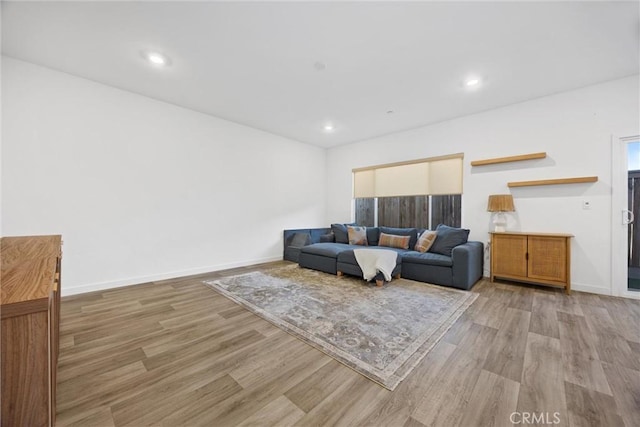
xmin=285 ymin=224 xmax=483 ymax=290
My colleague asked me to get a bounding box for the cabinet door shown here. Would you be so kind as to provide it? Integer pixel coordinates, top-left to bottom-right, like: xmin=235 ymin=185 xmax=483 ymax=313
xmin=492 ymin=234 xmax=528 ymax=278
xmin=528 ymin=236 xmax=567 ymax=282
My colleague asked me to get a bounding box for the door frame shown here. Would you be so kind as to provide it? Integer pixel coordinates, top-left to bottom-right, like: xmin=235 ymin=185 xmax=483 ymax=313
xmin=611 ymin=134 xmax=640 ymax=299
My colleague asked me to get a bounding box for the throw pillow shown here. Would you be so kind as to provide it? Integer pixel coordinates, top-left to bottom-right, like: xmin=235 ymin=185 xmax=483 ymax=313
xmin=319 ymin=232 xmax=335 ymax=243
xmin=379 ymin=227 xmax=418 ymax=249
xmin=378 ymin=232 xmax=411 ymax=250
xmin=429 ymin=224 xmax=470 ymax=257
xmin=366 ymin=227 xmax=380 ymax=246
xmin=290 ymin=232 xmax=310 ymax=248
xmin=415 ymin=230 xmax=437 ymax=253
xmin=331 ymin=223 xmax=355 ymax=244
xmin=347 ymin=226 xmax=368 ymax=246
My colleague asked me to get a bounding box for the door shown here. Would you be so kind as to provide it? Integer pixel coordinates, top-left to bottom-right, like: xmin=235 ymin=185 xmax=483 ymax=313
xmin=611 ymin=135 xmax=640 ymax=298
xmin=625 ymin=141 xmax=640 ymax=292
xmin=628 ymin=172 xmax=640 ymax=291
xmin=492 ymin=234 xmax=527 ymax=278
xmin=528 ymin=236 xmax=567 ymax=283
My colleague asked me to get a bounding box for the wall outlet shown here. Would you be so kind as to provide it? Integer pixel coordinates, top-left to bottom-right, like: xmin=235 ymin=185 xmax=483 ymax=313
xmin=582 ymin=200 xmax=591 ymax=210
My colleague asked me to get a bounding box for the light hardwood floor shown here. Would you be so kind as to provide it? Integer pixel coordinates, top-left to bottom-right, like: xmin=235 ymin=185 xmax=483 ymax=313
xmin=56 ymin=261 xmax=640 ymax=427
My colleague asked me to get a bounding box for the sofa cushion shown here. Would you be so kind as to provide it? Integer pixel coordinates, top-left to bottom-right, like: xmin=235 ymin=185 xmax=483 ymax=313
xmin=337 ymin=247 xmax=405 ymax=265
xmin=378 ymin=232 xmax=411 ymax=250
xmin=415 ymin=230 xmax=437 ymax=253
xmin=379 ymin=227 xmax=418 ymax=249
xmin=331 ymin=223 xmax=356 ymax=244
xmin=366 ymin=227 xmax=380 ymax=246
xmin=347 ymin=226 xmax=368 ymax=246
xmin=401 ymin=251 xmax=453 ymax=267
xmin=429 ymin=224 xmax=470 ymax=257
xmin=300 ymin=242 xmax=357 ymax=258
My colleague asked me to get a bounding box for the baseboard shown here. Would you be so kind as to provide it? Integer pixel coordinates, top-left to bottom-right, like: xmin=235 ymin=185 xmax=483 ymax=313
xmin=570 ymin=283 xmax=613 ymax=296
xmin=62 ymin=255 xmax=283 ymax=297
xmin=485 ymin=277 xmax=613 ymax=296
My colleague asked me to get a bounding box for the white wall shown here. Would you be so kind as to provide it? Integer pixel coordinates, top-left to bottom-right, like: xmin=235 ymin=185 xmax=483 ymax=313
xmin=2 ymin=57 xmax=327 ymax=295
xmin=4 ymin=56 xmax=638 ymax=297
xmin=326 ymin=75 xmax=640 ymax=295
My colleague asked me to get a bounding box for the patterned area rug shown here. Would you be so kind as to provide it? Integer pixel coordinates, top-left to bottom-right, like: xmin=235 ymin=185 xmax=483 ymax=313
xmin=204 ymin=266 xmax=477 ymax=390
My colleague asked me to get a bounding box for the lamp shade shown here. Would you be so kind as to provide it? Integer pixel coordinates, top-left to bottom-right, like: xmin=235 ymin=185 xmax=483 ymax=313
xmin=487 ymin=194 xmax=515 ymax=212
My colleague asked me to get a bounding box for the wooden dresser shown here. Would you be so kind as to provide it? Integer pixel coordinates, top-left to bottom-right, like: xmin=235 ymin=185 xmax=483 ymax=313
xmin=1 ymin=235 xmax=62 ymax=427
xmin=490 ymin=231 xmax=572 ymax=294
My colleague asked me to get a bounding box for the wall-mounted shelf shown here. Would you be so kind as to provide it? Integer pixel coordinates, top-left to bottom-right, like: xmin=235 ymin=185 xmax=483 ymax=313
xmin=470 ymin=152 xmax=547 ymax=167
xmin=508 ymin=176 xmax=598 ymax=188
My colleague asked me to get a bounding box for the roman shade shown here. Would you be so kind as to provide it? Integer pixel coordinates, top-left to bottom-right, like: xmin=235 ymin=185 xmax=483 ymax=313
xmin=353 ymin=169 xmax=376 ymax=198
xmin=353 ymin=154 xmax=463 ymax=198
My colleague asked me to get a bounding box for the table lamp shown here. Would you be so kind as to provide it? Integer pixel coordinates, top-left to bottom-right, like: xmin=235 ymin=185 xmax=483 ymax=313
xmin=487 ymin=194 xmax=515 ymax=232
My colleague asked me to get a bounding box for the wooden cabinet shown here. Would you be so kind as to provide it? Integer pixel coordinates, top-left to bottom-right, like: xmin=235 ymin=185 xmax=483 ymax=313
xmin=1 ymin=235 xmax=62 ymax=427
xmin=490 ymin=231 xmax=572 ymax=294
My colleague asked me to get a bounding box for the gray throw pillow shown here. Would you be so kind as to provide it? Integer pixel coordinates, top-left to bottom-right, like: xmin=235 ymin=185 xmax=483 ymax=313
xmin=290 ymin=233 xmax=310 ymax=248
xmin=429 ymin=224 xmax=470 ymax=257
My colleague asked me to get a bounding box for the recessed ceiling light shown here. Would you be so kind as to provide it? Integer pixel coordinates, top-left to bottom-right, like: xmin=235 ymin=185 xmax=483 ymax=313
xmin=465 ymin=77 xmax=481 ymax=88
xmin=323 ymin=123 xmax=334 ymax=132
xmin=142 ymin=50 xmax=170 ymax=67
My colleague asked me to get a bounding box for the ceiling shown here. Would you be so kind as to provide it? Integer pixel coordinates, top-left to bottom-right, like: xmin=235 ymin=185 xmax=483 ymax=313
xmin=2 ymin=1 xmax=639 ymax=148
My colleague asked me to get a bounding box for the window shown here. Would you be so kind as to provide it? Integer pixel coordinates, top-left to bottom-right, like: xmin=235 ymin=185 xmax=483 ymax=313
xmin=355 ymin=195 xmax=461 ymax=228
xmin=354 ymin=198 xmax=376 ymax=227
xmin=378 ymin=196 xmax=429 ymax=228
xmin=353 ymin=154 xmax=463 ymax=229
xmin=430 ymin=195 xmax=462 ymax=227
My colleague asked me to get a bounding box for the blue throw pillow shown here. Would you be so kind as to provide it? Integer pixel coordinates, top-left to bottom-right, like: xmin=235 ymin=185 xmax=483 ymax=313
xmin=319 ymin=232 xmax=335 ymax=243
xmin=378 ymin=227 xmax=418 ymax=249
xmin=429 ymin=224 xmax=470 ymax=257
xmin=331 ymin=223 xmax=356 ymax=244
xmin=366 ymin=227 xmax=380 ymax=246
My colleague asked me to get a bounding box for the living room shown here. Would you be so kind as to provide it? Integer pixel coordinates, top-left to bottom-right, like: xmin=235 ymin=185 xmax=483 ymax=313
xmin=2 ymin=1 xmax=639 ymax=426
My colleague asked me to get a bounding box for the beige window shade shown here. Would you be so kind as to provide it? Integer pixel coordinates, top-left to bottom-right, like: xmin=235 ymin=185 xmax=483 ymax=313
xmin=429 ymin=157 xmax=463 ymax=195
xmin=353 ymin=154 xmax=463 ymax=198
xmin=374 ymin=163 xmax=430 ymax=197
xmin=353 ymin=169 xmax=375 ymax=198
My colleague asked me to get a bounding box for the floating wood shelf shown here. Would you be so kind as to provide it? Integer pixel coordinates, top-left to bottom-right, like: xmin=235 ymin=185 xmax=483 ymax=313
xmin=508 ymin=176 xmax=598 ymax=188
xmin=470 ymin=152 xmax=547 ymax=167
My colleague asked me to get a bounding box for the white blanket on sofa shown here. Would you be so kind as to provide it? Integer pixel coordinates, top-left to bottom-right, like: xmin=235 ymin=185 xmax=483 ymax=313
xmin=353 ymin=249 xmax=398 ymax=282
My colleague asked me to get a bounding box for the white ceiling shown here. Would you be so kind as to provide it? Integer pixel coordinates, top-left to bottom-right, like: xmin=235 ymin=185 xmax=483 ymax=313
xmin=2 ymin=1 xmax=639 ymax=148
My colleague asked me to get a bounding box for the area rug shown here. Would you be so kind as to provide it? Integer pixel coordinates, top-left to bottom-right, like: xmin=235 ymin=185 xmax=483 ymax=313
xmin=204 ymin=266 xmax=477 ymax=390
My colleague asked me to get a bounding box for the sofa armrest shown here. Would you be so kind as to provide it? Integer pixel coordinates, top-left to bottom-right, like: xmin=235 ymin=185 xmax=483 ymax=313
xmin=451 ymin=241 xmax=484 ymax=290
xmin=283 ymin=228 xmax=333 ymax=262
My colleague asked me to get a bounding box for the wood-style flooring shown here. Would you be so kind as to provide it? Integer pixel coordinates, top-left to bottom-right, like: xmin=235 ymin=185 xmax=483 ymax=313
xmin=56 ymin=261 xmax=640 ymax=426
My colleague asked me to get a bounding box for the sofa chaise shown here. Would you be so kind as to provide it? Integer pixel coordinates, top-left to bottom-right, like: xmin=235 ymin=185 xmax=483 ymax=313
xmin=285 ymin=224 xmax=483 ymax=290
